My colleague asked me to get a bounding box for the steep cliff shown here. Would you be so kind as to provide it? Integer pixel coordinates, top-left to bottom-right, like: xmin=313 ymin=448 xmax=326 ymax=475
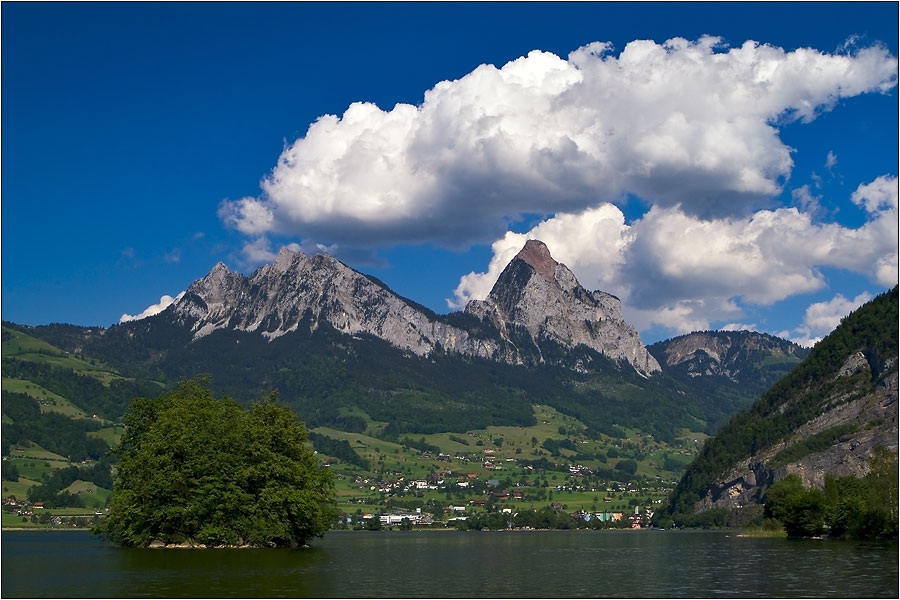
xmin=663 ymin=287 xmax=899 ymax=518
xmin=466 ymin=240 xmax=660 ymax=376
xmin=173 ymin=248 xmax=498 ymax=359
xmin=167 ymin=241 xmax=658 ymax=375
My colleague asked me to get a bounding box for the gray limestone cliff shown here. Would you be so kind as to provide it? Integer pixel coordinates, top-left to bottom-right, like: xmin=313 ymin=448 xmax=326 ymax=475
xmin=166 ymin=241 xmax=659 ymax=375
xmin=674 ymin=287 xmax=900 ymax=514
xmin=649 ymin=330 xmax=807 ymax=383
xmin=695 ymin=357 xmax=898 ymax=511
xmin=465 ymin=240 xmax=660 ymax=376
xmin=172 ymin=248 xmax=498 ymax=358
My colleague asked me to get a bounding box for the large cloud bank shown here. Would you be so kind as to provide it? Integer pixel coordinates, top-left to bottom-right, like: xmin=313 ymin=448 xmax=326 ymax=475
xmin=221 ymin=36 xmax=896 ymax=244
xmin=218 ymin=36 xmax=897 ymax=341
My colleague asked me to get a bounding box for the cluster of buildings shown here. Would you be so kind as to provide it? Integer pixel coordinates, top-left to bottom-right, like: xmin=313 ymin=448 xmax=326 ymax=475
xmin=4 ymin=496 xmax=42 ymax=518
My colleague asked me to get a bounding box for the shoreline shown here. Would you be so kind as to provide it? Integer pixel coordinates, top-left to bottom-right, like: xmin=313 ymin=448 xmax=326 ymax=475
xmin=2 ymin=526 xmax=92 ymax=532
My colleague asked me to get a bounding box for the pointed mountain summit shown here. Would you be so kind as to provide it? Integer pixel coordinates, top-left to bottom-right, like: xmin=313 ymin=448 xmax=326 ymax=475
xmin=466 ymin=239 xmax=661 ymax=376
xmin=159 ymin=240 xmax=658 ymax=375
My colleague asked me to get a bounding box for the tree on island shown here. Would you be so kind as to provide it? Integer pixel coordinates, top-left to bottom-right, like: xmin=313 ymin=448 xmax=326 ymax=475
xmin=95 ymin=377 xmax=336 ymax=547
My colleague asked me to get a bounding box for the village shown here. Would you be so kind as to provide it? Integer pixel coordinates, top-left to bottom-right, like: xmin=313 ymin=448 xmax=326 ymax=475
xmin=4 ymin=494 xmax=105 ymax=529
xmin=3 ymin=403 xmax=684 ymax=533
xmin=326 ymin=443 xmax=664 ymax=531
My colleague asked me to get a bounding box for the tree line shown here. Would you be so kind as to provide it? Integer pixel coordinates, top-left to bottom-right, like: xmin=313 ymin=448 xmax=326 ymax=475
xmin=1 ymin=391 xmax=109 ymax=461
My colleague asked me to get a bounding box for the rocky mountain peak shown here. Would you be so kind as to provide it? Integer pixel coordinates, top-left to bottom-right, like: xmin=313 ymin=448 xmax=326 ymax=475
xmin=467 ymin=240 xmax=660 ymax=376
xmin=273 ymin=247 xmax=305 ymax=272
xmin=164 ymin=240 xmax=658 ymax=375
xmin=204 ymin=262 xmax=233 ymax=283
xmin=515 ymin=239 xmax=558 ymax=284
xmin=188 ymin=262 xmax=242 ymax=302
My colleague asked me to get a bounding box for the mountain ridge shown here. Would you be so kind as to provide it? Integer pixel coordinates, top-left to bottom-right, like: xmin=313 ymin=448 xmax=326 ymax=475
xmin=163 ymin=240 xmax=660 ymax=375
xmin=3 ymin=240 xmax=851 ymax=447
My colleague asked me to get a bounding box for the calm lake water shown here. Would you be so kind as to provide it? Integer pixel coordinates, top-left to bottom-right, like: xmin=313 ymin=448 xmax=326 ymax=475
xmin=2 ymin=529 xmax=897 ymax=598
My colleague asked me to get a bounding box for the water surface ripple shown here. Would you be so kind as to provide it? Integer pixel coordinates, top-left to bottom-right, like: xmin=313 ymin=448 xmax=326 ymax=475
xmin=2 ymin=529 xmax=897 ymax=598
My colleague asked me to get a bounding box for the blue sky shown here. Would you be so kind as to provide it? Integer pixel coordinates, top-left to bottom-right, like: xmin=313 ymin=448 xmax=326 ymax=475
xmin=2 ymin=2 xmax=897 ymax=345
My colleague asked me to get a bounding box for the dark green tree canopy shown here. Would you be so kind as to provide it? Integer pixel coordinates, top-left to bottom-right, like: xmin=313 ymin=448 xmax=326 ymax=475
xmin=96 ymin=378 xmax=335 ymax=548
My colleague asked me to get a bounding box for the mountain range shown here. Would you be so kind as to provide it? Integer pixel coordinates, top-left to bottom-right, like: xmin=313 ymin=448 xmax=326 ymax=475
xmin=4 ymin=239 xmax=895 ymax=524
xmin=4 ymin=240 xmax=811 ymax=445
xmin=168 ymin=239 xmax=660 ymax=376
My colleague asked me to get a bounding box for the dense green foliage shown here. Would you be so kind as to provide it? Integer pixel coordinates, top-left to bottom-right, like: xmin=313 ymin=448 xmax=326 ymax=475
xmin=647 ymin=331 xmax=809 ymax=425
xmin=661 ymin=287 xmax=898 ymax=520
xmin=765 ymin=449 xmax=898 ymax=538
xmin=1 ymin=391 xmax=109 ymax=460
xmin=11 ymin=308 xmax=786 ymax=446
xmin=663 ymin=453 xmax=691 ymax=472
xmin=770 ymin=424 xmax=859 ymax=468
xmin=541 ymin=437 xmax=576 ymax=455
xmin=456 ymin=507 xmax=633 ymax=531
xmin=2 ymin=461 xmax=20 ymax=482
xmin=398 ymin=437 xmax=441 ymax=454
xmin=96 ymin=379 xmax=336 ymax=547
xmin=1 ymin=358 xmax=161 ymax=420
xmin=615 ymin=459 xmax=639 ymax=475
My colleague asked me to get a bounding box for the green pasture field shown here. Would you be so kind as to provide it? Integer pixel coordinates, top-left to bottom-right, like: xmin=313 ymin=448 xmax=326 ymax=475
xmin=8 ymin=442 xmax=68 ymax=462
xmin=2 ymin=377 xmax=88 ymax=418
xmin=7 ymin=456 xmax=69 ymax=482
xmin=310 ymin=404 xmax=700 ymax=522
xmin=13 ymin=353 xmax=107 ymax=373
xmin=89 ymin=426 xmax=124 ymax=447
xmin=62 ymin=481 xmax=111 ymax=508
xmin=2 ymin=326 xmax=125 ymax=384
xmin=2 ymin=326 xmax=103 ymax=371
xmin=2 ymin=326 xmax=67 ymax=357
xmin=2 ymin=477 xmax=41 ymax=499
xmin=2 ymin=512 xmax=39 ymax=528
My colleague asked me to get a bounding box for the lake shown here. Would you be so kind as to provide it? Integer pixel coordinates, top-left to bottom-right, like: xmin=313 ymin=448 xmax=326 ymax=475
xmin=2 ymin=529 xmax=897 ymax=598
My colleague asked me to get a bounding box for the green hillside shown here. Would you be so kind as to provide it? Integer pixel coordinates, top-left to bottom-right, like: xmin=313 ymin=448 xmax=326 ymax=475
xmin=3 ymin=303 xmax=826 ymax=531
xmin=660 ymin=287 xmax=898 ymax=527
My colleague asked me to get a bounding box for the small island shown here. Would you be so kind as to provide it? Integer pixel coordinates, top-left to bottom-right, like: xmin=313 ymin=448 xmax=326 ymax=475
xmin=94 ymin=378 xmax=336 ymax=548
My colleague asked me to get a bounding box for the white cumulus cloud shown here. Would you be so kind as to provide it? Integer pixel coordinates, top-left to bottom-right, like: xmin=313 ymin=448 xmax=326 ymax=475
xmin=120 ymin=292 xmax=186 ymax=323
xmin=781 ymin=291 xmax=874 ymax=347
xmin=851 ymin=174 xmax=898 ymax=214
xmin=803 ymin=291 xmax=873 ymax=333
xmin=220 ymin=37 xmax=897 ymax=248
xmin=452 ymin=175 xmax=897 ymax=335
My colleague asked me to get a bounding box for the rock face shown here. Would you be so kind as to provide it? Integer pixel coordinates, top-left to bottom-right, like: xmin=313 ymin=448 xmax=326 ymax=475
xmin=682 ymin=288 xmax=899 ymax=514
xmin=166 ymin=240 xmax=659 ymax=375
xmin=465 ymin=240 xmax=661 ymax=376
xmin=173 ymin=248 xmax=499 ymax=358
xmin=696 ymin=359 xmax=898 ymax=511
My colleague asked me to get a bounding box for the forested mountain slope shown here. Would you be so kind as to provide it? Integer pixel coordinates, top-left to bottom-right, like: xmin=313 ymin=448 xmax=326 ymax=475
xmin=661 ymin=287 xmax=898 ymax=523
